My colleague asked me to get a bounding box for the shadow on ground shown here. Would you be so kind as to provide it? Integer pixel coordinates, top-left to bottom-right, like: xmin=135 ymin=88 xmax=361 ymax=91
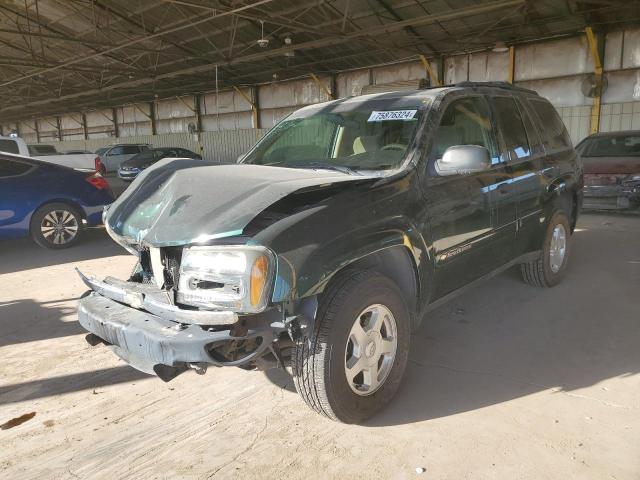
xmin=0 ymin=228 xmax=125 ymax=275
xmin=0 ymin=298 xmax=85 ymax=348
xmin=262 ymin=214 xmax=640 ymax=426
xmin=0 ymin=367 xmax=150 ymax=406
xmin=367 ymin=215 xmax=640 ymax=426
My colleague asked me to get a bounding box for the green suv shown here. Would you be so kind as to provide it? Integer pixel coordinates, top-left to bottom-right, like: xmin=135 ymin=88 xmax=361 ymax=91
xmin=78 ymin=82 xmax=582 ymax=423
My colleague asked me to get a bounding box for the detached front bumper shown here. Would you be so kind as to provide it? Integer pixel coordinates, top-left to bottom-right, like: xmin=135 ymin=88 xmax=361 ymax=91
xmin=77 ymin=270 xmax=281 ymax=380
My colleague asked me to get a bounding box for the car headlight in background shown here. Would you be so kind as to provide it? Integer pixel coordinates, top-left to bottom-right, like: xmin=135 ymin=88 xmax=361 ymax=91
xmin=177 ymin=246 xmax=275 ymax=313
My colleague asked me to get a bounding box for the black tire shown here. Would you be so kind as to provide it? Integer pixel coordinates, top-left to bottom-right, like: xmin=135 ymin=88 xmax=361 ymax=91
xmin=292 ymin=269 xmax=411 ymax=423
xmin=520 ymin=210 xmax=571 ymax=287
xmin=30 ymin=202 xmax=82 ymax=249
xmin=99 ymin=164 xmax=107 ymax=176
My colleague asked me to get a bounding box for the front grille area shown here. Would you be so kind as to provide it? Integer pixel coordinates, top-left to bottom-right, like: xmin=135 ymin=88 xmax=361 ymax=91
xmin=163 ymin=248 xmax=183 ymax=289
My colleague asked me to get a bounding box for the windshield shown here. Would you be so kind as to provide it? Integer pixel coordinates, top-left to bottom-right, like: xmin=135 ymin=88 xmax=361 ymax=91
xmin=95 ymin=147 xmax=109 ymax=156
xmin=243 ymin=99 xmax=426 ymax=172
xmin=583 ymin=135 xmax=640 ymax=157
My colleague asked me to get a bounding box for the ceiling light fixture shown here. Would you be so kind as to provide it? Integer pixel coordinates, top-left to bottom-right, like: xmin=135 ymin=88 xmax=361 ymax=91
xmin=257 ymin=20 xmax=269 ymax=48
xmin=492 ymin=41 xmax=509 ymax=53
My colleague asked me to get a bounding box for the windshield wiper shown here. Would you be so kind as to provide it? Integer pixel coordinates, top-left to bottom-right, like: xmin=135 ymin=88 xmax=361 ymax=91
xmin=287 ymin=161 xmax=362 ymax=176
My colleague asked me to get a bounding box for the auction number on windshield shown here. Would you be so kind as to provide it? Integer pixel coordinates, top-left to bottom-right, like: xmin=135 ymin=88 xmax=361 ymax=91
xmin=368 ymin=110 xmax=417 ymax=122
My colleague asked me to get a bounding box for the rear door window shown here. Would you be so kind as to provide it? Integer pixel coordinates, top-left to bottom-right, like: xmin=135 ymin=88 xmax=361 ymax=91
xmin=492 ymin=96 xmax=531 ymax=162
xmin=528 ymin=99 xmax=572 ymax=151
xmin=516 ymin=98 xmax=544 ymax=156
xmin=0 ymin=139 xmax=20 ymax=154
xmin=0 ymin=158 xmax=32 ymax=177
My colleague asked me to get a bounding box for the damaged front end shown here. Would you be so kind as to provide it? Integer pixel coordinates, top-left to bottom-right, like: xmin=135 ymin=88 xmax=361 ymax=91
xmin=76 ymin=256 xmax=298 ymax=381
xmin=76 ymin=160 xmax=357 ymax=381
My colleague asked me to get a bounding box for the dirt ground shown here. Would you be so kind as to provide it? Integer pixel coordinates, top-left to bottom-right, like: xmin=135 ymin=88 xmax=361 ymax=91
xmin=1 ymin=213 xmax=638 ymax=480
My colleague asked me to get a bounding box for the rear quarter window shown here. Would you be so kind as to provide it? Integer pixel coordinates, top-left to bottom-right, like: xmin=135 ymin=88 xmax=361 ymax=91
xmin=0 ymin=139 xmax=20 ymax=154
xmin=121 ymin=145 xmax=141 ymax=155
xmin=528 ymin=99 xmax=572 ymax=151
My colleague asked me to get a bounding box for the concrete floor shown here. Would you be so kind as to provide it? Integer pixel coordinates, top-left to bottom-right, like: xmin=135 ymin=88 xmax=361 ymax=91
xmin=0 ymin=214 xmax=638 ymax=479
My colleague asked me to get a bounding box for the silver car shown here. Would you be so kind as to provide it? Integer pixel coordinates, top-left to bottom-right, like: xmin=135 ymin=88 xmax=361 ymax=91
xmin=95 ymin=144 xmax=150 ymax=174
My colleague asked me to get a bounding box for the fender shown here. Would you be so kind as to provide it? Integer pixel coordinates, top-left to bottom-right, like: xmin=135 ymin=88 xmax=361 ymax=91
xmin=270 ymin=222 xmax=428 ymax=303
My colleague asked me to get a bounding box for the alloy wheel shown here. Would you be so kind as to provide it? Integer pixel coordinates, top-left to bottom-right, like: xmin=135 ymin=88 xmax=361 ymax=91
xmin=41 ymin=210 xmax=79 ymax=245
xmin=344 ymin=304 xmax=398 ymax=396
xmin=549 ymin=223 xmax=567 ymax=273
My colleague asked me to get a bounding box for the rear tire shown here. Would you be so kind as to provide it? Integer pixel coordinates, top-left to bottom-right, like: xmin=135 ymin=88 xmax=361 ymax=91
xmin=520 ymin=210 xmax=571 ymax=287
xmin=292 ymin=269 xmax=410 ymax=423
xmin=30 ymin=202 xmax=82 ymax=249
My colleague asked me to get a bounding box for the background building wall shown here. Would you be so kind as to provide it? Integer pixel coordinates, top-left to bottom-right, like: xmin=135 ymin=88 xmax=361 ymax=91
xmin=4 ymin=27 xmax=640 ymax=158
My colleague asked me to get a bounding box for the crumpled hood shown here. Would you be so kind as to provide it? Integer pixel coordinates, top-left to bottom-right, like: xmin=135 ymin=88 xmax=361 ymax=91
xmin=106 ymin=159 xmax=367 ymax=246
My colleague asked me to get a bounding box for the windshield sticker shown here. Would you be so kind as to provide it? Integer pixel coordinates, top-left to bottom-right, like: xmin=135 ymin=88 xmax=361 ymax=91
xmin=368 ymin=110 xmax=417 ymax=122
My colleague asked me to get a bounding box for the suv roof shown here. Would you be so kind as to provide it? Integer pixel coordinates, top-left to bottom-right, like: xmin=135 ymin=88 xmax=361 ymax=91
xmin=308 ymin=81 xmax=541 ymax=111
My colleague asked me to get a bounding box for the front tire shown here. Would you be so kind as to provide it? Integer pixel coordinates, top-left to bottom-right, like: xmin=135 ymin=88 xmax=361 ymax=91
xmin=30 ymin=202 xmax=82 ymax=249
xmin=520 ymin=210 xmax=571 ymax=287
xmin=292 ymin=269 xmax=410 ymax=423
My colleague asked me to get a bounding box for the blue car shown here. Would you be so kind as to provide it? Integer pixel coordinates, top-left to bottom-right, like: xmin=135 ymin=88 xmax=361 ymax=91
xmin=0 ymin=153 xmax=115 ymax=248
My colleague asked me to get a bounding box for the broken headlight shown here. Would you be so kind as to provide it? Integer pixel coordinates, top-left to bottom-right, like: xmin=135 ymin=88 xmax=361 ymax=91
xmin=177 ymin=246 xmax=275 ymax=313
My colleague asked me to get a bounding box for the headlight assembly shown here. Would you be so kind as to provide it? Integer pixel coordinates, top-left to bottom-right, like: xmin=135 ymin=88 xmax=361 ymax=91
xmin=177 ymin=246 xmax=275 ymax=313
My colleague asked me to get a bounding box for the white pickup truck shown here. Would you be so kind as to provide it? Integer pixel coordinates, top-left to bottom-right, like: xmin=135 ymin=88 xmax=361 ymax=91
xmin=0 ymin=136 xmax=100 ymax=172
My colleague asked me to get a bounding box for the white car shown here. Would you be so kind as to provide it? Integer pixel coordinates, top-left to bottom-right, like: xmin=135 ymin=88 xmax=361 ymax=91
xmin=0 ymin=136 xmax=100 ymax=172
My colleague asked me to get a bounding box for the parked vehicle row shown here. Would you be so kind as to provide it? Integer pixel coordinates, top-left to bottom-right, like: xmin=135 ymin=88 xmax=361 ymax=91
xmin=118 ymin=147 xmax=201 ymax=181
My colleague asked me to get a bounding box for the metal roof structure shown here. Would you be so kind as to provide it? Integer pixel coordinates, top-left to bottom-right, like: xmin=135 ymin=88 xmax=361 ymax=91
xmin=0 ymin=0 xmax=638 ymax=121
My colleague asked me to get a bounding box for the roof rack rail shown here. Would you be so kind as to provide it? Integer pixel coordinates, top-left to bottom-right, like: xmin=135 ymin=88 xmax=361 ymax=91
xmin=454 ymin=81 xmax=538 ymax=95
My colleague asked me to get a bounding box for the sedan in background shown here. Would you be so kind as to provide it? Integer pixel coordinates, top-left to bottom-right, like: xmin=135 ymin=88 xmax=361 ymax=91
xmin=577 ymin=131 xmax=640 ymax=210
xmin=0 ymin=153 xmax=114 ymax=248
xmin=118 ymin=147 xmax=202 ymax=181
xmin=95 ymin=143 xmax=150 ymax=174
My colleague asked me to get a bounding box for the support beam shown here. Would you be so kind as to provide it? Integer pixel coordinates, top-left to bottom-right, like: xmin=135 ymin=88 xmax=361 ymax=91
xmin=56 ymin=116 xmax=63 ymax=141
xmin=112 ymin=108 xmax=119 ymax=138
xmin=82 ymin=113 xmax=88 ymax=140
xmin=233 ymin=85 xmax=260 ymax=129
xmin=310 ymin=73 xmax=333 ymax=100
xmin=194 ymin=94 xmax=203 ymax=156
xmin=419 ymin=54 xmax=440 ymax=86
xmin=585 ymin=26 xmax=604 ymax=134
xmin=508 ymin=46 xmax=515 ymax=84
xmin=150 ymin=101 xmax=158 ymax=135
xmin=176 ymin=95 xmax=197 ymax=114
xmin=34 ymin=119 xmax=40 ymax=143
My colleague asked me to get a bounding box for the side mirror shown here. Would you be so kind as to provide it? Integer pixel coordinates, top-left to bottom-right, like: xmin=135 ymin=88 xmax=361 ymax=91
xmin=435 ymin=145 xmax=491 ymax=176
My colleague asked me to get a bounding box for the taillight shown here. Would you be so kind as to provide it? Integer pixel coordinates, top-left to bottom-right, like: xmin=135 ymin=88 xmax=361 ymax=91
xmin=85 ymin=172 xmax=109 ymax=190
xmin=95 ymin=156 xmax=102 ymax=172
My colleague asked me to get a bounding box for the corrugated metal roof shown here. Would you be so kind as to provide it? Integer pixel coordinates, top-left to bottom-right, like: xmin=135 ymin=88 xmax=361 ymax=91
xmin=0 ymin=0 xmax=638 ymax=121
